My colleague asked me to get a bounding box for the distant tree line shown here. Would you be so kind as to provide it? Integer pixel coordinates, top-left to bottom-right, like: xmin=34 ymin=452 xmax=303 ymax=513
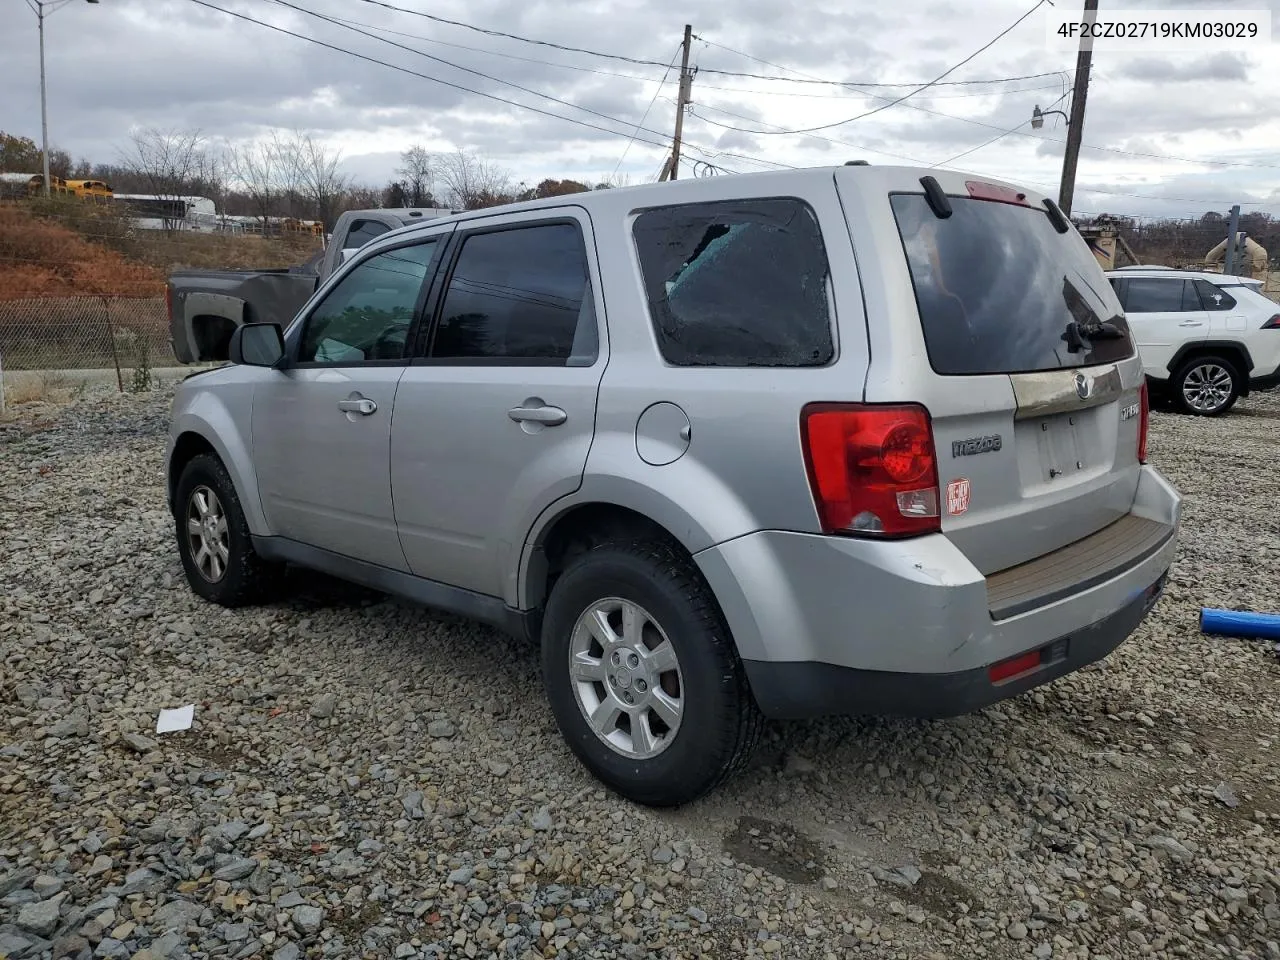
xmin=1075 ymin=210 xmax=1279 ymax=267
xmin=1 ymin=129 xmax=626 ymax=232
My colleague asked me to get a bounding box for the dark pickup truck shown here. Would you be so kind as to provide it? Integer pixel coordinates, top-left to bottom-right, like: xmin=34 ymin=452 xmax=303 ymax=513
xmin=167 ymin=207 xmax=454 ymax=363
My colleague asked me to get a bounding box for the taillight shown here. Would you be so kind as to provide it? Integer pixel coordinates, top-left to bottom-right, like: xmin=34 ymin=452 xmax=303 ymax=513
xmin=164 ymin=285 xmax=173 ymax=321
xmin=801 ymin=403 xmax=940 ymax=538
xmin=1137 ymin=381 xmax=1150 ymax=464
xmin=1262 ymin=314 xmax=1280 ymax=329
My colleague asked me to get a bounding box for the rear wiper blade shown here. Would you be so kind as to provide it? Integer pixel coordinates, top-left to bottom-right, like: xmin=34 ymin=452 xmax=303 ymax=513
xmin=1080 ymin=320 xmax=1125 ymax=340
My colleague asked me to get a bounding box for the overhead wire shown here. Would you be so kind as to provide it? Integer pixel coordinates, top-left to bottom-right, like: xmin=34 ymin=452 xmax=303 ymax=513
xmin=688 ymin=0 xmax=1051 ymax=135
xmin=192 ymin=0 xmax=762 ymax=177
xmin=930 ymin=90 xmax=1069 ymax=167
xmin=613 ymin=45 xmax=683 ymax=178
xmin=351 ymin=0 xmax=1072 ymax=87
xmin=264 ymin=0 xmax=680 ymax=146
xmin=697 ymin=28 xmax=1280 ymax=172
xmin=187 ymin=0 xmax=676 ymax=152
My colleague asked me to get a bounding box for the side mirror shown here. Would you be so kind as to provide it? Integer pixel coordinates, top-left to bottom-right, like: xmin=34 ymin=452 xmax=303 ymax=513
xmin=228 ymin=322 xmax=285 ymax=367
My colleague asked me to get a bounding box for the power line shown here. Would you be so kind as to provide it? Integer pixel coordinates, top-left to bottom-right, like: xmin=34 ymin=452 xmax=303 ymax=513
xmin=699 ymin=30 xmax=1280 ymax=173
xmin=930 ymin=90 xmax=1069 ymax=167
xmin=323 ymin=16 xmax=1069 ymax=101
xmin=691 ymin=0 xmax=1050 ymax=136
xmin=192 ymin=1 xmax=765 ymax=177
xmin=687 ymin=101 xmax=933 ymax=165
xmin=614 ymin=46 xmax=682 ymax=177
xmin=188 ymin=0 xmax=674 ymax=151
xmin=327 ymin=13 xmax=671 ymax=84
xmin=265 ymin=0 xmax=679 ymax=146
xmin=352 ymin=0 xmax=1069 ymax=88
xmin=695 ymin=79 xmax=1069 ymax=101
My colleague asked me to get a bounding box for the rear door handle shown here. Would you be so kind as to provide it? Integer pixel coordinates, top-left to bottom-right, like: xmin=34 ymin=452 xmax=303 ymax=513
xmin=1178 ymin=321 xmax=1204 ymax=327
xmin=508 ymin=403 xmax=567 ymax=426
xmin=338 ymin=397 xmax=377 ymax=416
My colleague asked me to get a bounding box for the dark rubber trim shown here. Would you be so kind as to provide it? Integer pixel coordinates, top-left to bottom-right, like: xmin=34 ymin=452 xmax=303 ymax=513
xmin=985 ymin=515 xmax=1173 ymax=620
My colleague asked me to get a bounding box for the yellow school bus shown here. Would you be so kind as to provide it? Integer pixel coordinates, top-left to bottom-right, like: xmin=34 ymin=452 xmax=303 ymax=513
xmin=66 ymin=179 xmax=113 ymax=201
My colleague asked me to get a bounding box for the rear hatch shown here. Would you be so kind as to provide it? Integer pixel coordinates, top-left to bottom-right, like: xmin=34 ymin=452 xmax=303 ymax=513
xmin=838 ymin=168 xmax=1146 ymax=575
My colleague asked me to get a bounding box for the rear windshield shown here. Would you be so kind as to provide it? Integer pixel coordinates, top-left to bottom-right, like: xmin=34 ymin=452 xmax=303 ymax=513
xmin=891 ymin=194 xmax=1134 ymax=375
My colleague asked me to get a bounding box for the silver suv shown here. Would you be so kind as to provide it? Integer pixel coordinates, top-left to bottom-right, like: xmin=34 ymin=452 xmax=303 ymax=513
xmin=166 ymin=166 xmax=1181 ymax=806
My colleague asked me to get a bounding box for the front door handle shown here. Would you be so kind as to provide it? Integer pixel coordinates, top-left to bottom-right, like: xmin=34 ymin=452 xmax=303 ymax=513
xmin=338 ymin=397 xmax=377 ymax=416
xmin=508 ymin=403 xmax=567 ymax=426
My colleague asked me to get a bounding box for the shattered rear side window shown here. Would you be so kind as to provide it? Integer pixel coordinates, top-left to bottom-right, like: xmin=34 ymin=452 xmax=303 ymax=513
xmin=631 ymin=198 xmax=835 ymax=367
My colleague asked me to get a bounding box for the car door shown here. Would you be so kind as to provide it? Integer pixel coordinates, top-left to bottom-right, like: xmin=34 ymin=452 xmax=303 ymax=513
xmin=390 ymin=208 xmax=606 ymax=600
xmin=1119 ymin=276 xmax=1207 ymax=374
xmin=251 ymin=236 xmax=445 ymax=569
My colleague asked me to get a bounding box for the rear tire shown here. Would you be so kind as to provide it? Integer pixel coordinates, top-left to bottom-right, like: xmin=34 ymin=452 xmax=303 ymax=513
xmin=540 ymin=538 xmax=762 ymax=807
xmin=174 ymin=453 xmax=283 ymax=607
xmin=1173 ymin=355 xmax=1240 ymax=416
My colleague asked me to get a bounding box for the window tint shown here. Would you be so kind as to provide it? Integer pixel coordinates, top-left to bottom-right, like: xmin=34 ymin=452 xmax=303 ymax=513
xmin=632 ymin=199 xmax=833 ymax=367
xmin=1123 ymin=278 xmax=1197 ymax=313
xmin=431 ymin=222 xmax=596 ymax=363
xmin=345 ymin=219 xmax=391 ymax=249
xmin=1193 ymin=279 xmax=1236 ymax=311
xmin=299 ymin=242 xmax=437 ymax=364
xmin=891 ymin=194 xmax=1133 ymax=375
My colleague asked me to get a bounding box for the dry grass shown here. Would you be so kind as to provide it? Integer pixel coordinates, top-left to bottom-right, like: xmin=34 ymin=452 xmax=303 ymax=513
xmin=0 ymin=205 xmax=165 ymax=299
xmin=1 ymin=371 xmax=86 ymax=412
xmin=0 ymin=200 xmax=323 ymax=301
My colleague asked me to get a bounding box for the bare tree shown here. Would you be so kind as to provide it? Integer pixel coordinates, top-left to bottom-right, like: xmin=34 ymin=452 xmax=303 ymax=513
xmin=397 ymin=145 xmax=434 ymax=206
xmin=119 ymin=128 xmax=215 ymax=230
xmin=435 ymin=149 xmax=511 ymax=210
xmin=120 ymin=127 xmax=207 ymax=199
xmin=280 ymin=132 xmax=349 ymax=229
xmin=226 ymin=136 xmax=281 ymax=234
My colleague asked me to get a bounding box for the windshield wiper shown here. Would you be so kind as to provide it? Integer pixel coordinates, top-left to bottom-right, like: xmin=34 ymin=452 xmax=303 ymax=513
xmin=1062 ymin=319 xmax=1125 ymax=353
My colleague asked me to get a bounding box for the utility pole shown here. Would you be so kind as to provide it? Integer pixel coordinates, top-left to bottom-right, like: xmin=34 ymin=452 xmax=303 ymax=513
xmin=1058 ymin=0 xmax=1098 ymax=216
xmin=27 ymin=1 xmax=99 ymax=197
xmin=662 ymin=24 xmax=693 ymax=182
xmin=1224 ymin=204 xmax=1241 ymax=277
xmin=38 ymin=3 xmax=50 ymax=197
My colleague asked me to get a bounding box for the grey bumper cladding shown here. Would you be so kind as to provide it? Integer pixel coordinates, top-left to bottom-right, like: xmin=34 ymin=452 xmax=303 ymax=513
xmin=743 ymin=571 xmax=1167 ymax=720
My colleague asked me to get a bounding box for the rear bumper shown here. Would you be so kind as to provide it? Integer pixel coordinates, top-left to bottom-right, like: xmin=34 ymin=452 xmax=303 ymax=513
xmin=745 ymin=571 xmax=1166 ymax=719
xmin=695 ymin=465 xmax=1180 ymax=720
xmin=1249 ymin=361 xmax=1280 ymax=391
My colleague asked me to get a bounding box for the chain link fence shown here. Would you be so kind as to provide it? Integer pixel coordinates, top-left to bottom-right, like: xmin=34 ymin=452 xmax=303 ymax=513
xmin=0 ymin=297 xmax=172 ymax=390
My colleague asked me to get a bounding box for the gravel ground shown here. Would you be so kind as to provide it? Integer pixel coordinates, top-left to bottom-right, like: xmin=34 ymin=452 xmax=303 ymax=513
xmin=1 ymin=383 xmax=1279 ymax=960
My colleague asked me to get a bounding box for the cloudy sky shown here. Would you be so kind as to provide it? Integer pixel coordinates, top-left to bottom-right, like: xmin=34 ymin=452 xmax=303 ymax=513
xmin=3 ymin=0 xmax=1279 ymax=220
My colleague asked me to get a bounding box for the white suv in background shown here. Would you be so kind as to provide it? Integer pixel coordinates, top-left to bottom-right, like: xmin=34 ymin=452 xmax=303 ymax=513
xmin=1106 ymin=266 xmax=1280 ymax=415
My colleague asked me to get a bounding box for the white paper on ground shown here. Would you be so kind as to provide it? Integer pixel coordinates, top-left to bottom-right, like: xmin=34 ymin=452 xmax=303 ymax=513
xmin=155 ymin=704 xmax=195 ymax=734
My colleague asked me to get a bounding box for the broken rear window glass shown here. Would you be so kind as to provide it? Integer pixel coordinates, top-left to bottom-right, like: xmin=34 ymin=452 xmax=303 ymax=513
xmin=631 ymin=198 xmax=835 ymax=367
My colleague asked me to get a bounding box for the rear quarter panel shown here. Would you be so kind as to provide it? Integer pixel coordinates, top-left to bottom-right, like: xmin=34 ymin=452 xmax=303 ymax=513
xmin=520 ymin=170 xmax=872 ymax=595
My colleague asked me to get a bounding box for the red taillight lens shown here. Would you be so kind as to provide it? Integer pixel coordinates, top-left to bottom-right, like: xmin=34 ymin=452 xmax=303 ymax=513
xmin=1137 ymin=381 xmax=1150 ymax=465
xmin=1262 ymin=314 xmax=1280 ymax=330
xmin=801 ymin=403 xmax=940 ymax=538
xmin=989 ymin=649 xmax=1041 ymax=684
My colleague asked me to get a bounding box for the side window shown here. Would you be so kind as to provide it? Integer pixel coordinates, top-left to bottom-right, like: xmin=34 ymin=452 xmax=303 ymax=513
xmin=345 ymin=219 xmax=391 ymax=249
xmin=431 ymin=222 xmax=596 ymax=364
xmin=1193 ymin=279 xmax=1236 ymax=311
xmin=299 ymin=242 xmax=437 ymax=364
xmin=1123 ymin=278 xmax=1194 ymax=313
xmin=632 ymin=198 xmax=834 ymax=367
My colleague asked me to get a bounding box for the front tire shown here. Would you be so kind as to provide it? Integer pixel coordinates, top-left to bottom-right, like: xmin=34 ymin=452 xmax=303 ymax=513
xmin=174 ymin=453 xmax=282 ymax=607
xmin=1173 ymin=355 xmax=1240 ymax=416
xmin=540 ymin=539 xmax=762 ymax=807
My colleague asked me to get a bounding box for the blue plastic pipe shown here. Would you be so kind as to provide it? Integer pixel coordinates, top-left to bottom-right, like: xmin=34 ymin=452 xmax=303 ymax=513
xmin=1200 ymin=608 xmax=1280 ymax=640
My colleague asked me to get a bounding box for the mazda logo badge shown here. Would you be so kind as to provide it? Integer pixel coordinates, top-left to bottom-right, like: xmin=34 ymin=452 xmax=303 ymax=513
xmin=1075 ymin=372 xmax=1093 ymax=400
